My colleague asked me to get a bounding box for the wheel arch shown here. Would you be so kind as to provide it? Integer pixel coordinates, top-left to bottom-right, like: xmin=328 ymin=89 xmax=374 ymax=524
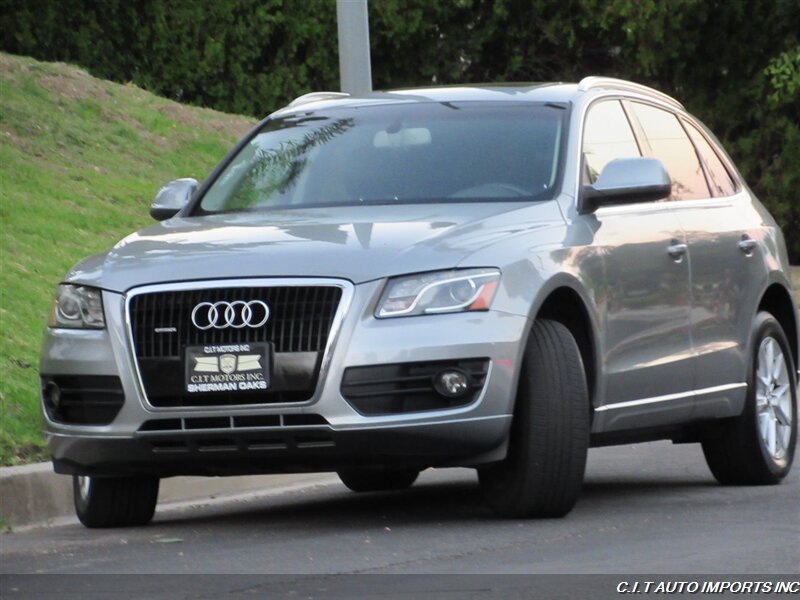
xmin=757 ymin=282 xmax=799 ymax=373
xmin=526 ymin=277 xmax=601 ymax=411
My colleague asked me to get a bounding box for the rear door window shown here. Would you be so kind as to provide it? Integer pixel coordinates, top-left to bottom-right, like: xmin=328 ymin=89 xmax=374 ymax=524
xmin=628 ymin=102 xmax=710 ymax=200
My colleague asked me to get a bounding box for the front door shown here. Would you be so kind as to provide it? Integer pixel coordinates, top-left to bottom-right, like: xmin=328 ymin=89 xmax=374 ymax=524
xmin=580 ymin=99 xmax=694 ymax=431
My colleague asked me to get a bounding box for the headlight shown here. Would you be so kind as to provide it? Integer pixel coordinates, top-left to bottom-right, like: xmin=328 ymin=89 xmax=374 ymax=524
xmin=48 ymin=284 xmax=105 ymax=329
xmin=376 ymin=268 xmax=500 ymax=318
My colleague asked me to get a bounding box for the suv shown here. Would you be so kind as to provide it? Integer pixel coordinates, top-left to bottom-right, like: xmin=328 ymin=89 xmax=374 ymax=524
xmin=41 ymin=78 xmax=799 ymax=528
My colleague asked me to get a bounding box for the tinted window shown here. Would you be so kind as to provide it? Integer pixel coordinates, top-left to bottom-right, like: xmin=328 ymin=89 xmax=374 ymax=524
xmin=197 ymin=103 xmax=565 ymax=214
xmin=683 ymin=120 xmax=737 ymax=197
xmin=582 ymin=100 xmax=640 ymax=183
xmin=628 ymin=102 xmax=710 ymax=200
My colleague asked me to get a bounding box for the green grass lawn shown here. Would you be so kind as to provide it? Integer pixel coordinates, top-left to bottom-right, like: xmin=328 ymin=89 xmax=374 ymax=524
xmin=0 ymin=53 xmax=255 ymax=465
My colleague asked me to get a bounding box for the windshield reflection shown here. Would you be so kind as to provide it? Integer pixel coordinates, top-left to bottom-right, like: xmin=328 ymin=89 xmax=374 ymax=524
xmin=197 ymin=102 xmax=565 ymax=215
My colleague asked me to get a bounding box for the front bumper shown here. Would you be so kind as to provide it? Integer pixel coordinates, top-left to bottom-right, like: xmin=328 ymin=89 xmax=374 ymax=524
xmin=47 ymin=417 xmax=511 ymax=476
xmin=40 ymin=278 xmax=529 ymax=476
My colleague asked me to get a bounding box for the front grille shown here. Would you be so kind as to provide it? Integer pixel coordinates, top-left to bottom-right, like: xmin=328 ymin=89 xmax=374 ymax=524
xmin=341 ymin=359 xmax=490 ymax=415
xmin=41 ymin=375 xmax=124 ymax=425
xmin=131 ymin=286 xmax=341 ymax=357
xmin=129 ymin=285 xmax=342 ymax=407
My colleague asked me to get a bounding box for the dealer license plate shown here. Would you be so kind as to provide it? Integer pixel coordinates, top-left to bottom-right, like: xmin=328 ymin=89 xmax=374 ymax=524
xmin=184 ymin=343 xmax=271 ymax=394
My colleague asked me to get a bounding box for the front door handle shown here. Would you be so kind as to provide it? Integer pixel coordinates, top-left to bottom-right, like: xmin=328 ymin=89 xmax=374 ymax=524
xmin=738 ymin=237 xmax=757 ymax=255
xmin=667 ymin=242 xmax=688 ymax=260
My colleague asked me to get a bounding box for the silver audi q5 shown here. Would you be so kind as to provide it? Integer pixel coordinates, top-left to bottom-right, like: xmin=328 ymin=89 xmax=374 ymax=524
xmin=41 ymin=78 xmax=799 ymax=527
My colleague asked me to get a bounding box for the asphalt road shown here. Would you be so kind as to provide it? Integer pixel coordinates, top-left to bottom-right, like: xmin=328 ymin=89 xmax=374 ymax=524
xmin=2 ymin=441 xmax=798 ymax=594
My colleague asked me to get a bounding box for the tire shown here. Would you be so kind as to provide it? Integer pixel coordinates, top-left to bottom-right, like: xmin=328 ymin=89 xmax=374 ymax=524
xmin=73 ymin=475 xmax=159 ymax=528
xmin=337 ymin=468 xmax=420 ymax=492
xmin=478 ymin=319 xmax=590 ymax=518
xmin=702 ymin=312 xmax=798 ymax=485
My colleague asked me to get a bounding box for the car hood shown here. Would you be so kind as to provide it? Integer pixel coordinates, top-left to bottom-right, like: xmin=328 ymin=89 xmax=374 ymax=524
xmin=65 ymin=202 xmax=564 ymax=292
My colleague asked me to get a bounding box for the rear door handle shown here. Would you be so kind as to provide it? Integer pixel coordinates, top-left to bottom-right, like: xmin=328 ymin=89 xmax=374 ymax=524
xmin=667 ymin=242 xmax=688 ymax=260
xmin=738 ymin=237 xmax=757 ymax=254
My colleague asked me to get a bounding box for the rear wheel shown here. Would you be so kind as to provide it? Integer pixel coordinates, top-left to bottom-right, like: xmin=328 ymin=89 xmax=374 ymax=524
xmin=73 ymin=475 xmax=159 ymax=528
xmin=479 ymin=319 xmax=590 ymax=518
xmin=337 ymin=468 xmax=419 ymax=492
xmin=702 ymin=312 xmax=797 ymax=484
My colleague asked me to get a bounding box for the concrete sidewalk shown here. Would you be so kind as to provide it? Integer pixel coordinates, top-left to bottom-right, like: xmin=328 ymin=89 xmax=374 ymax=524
xmin=0 ymin=461 xmax=334 ymax=529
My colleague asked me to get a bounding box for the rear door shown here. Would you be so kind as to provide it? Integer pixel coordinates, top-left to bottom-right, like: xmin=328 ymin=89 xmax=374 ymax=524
xmin=625 ymin=102 xmax=750 ymax=419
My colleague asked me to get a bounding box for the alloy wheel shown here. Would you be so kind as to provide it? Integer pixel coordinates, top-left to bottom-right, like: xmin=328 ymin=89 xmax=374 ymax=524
xmin=755 ymin=337 xmax=793 ymax=461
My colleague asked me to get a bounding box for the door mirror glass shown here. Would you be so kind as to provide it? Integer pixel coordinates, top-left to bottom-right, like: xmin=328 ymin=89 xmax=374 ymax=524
xmin=580 ymin=157 xmax=671 ymax=212
xmin=150 ymin=178 xmax=198 ymax=221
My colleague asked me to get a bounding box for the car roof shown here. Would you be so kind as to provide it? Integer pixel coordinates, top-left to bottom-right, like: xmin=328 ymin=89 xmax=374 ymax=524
xmin=278 ymin=78 xmax=683 ymax=115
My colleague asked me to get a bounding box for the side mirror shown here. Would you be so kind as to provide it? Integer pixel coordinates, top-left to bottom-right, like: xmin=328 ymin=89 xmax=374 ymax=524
xmin=579 ymin=157 xmax=671 ymax=213
xmin=150 ymin=178 xmax=198 ymax=221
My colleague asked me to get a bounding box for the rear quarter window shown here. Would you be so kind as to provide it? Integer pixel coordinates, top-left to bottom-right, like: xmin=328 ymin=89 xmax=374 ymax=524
xmin=682 ymin=119 xmax=737 ymax=197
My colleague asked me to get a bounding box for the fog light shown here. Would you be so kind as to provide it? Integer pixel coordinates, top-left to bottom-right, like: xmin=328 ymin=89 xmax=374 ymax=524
xmin=44 ymin=381 xmax=61 ymax=409
xmin=433 ymin=369 xmax=470 ymax=398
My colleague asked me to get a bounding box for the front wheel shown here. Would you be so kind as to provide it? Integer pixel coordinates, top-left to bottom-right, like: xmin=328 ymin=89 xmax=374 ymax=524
xmin=702 ymin=312 xmax=797 ymax=485
xmin=479 ymin=319 xmax=590 ymax=518
xmin=73 ymin=475 xmax=159 ymax=528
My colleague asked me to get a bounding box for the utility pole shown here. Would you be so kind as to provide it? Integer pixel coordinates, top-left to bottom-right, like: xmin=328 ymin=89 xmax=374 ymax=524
xmin=336 ymin=0 xmax=372 ymax=94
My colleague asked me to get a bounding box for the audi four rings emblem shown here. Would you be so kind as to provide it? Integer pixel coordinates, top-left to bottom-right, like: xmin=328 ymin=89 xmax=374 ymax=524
xmin=191 ymin=300 xmax=270 ymax=330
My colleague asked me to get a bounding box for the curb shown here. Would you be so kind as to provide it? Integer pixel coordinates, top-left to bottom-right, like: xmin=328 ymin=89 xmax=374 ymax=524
xmin=0 ymin=461 xmax=334 ymax=529
xmin=0 ymin=462 xmax=72 ymax=529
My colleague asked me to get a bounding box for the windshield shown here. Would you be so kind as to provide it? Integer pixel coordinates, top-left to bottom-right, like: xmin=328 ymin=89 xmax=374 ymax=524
xmin=196 ymin=102 xmax=566 ymax=214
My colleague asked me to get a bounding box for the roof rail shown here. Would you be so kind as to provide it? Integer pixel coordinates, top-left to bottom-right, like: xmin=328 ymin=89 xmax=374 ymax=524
xmin=288 ymin=91 xmax=350 ymax=107
xmin=577 ymin=77 xmax=684 ymax=110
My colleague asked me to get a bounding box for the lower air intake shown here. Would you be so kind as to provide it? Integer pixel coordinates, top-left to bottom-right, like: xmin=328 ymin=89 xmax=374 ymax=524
xmin=340 ymin=359 xmax=489 ymax=415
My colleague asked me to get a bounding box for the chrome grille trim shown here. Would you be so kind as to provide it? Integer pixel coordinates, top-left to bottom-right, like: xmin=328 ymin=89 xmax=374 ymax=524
xmin=124 ymin=278 xmax=354 ymax=411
